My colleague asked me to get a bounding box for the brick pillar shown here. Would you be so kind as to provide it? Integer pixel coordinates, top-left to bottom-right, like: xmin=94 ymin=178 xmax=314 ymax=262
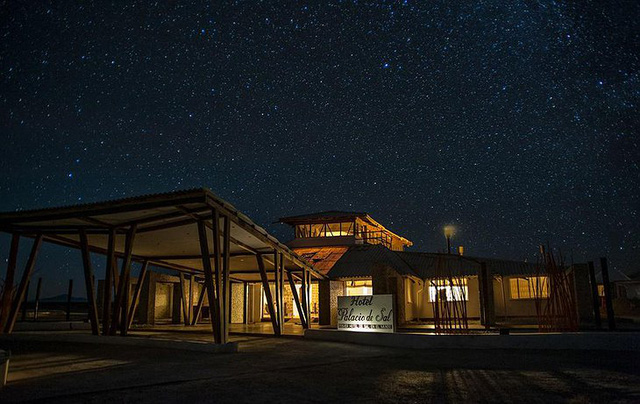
xmin=319 ymin=279 xmax=344 ymax=326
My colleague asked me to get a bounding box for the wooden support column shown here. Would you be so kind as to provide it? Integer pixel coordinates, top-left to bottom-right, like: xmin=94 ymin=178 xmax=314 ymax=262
xmin=79 ymin=230 xmax=100 ymax=335
xmin=197 ymin=219 xmax=221 ymax=343
xmin=587 ymin=261 xmax=602 ymax=329
xmin=127 ymin=261 xmax=149 ymax=329
xmin=5 ymin=235 xmax=43 ymax=334
xmin=188 ymin=275 xmax=193 ymax=325
xmin=111 ymin=224 xmax=137 ymax=336
xmin=273 ymin=251 xmax=284 ymax=335
xmin=179 ymin=273 xmax=190 ymax=326
xmin=257 ymin=254 xmax=279 ymax=335
xmin=221 ymin=215 xmax=231 ymax=343
xmin=102 ymin=228 xmax=116 ymax=335
xmin=211 ymin=209 xmax=224 ymax=342
xmin=287 ymin=270 xmax=307 ymax=328
xmin=191 ymin=283 xmax=207 ymax=325
xmin=600 ymin=257 xmax=616 ymax=330
xmin=301 ymin=266 xmax=310 ymax=327
xmin=0 ymin=234 xmax=20 ymax=331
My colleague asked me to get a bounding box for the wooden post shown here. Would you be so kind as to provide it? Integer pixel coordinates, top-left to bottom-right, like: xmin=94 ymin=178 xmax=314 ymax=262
xmin=211 ymin=209 xmax=223 ymax=341
xmin=273 ymin=251 xmax=284 ymax=334
xmin=197 ymin=219 xmax=221 ymax=343
xmin=191 ymin=283 xmax=207 ymax=325
xmin=102 ymin=228 xmax=116 ymax=335
xmin=307 ymin=270 xmax=312 ymax=323
xmin=79 ymin=229 xmax=100 ymax=335
xmin=188 ymin=275 xmax=193 ymax=325
xmin=111 ymin=225 xmax=136 ymax=336
xmin=66 ymin=279 xmax=73 ymax=321
xmin=600 ymin=257 xmax=615 ymax=330
xmin=221 ymin=215 xmax=231 ymax=343
xmin=0 ymin=234 xmax=20 ymax=331
xmin=587 ymin=261 xmax=602 ymax=329
xmin=127 ymin=261 xmax=149 ymax=329
xmin=301 ymin=266 xmax=310 ymax=327
xmin=287 ymin=271 xmax=307 ymax=328
xmin=257 ymin=254 xmax=279 ymax=335
xmin=4 ymin=235 xmax=43 ymax=334
xmin=21 ymin=280 xmax=30 ymax=322
xmin=33 ymin=277 xmax=42 ymax=321
xmin=179 ymin=273 xmax=190 ymax=326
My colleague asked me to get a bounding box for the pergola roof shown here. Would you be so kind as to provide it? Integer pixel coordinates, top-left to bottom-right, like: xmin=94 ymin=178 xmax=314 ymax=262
xmin=0 ymin=188 xmax=325 ymax=282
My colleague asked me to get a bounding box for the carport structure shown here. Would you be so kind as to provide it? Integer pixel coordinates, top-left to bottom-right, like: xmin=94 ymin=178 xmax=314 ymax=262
xmin=0 ymin=188 xmax=324 ymax=344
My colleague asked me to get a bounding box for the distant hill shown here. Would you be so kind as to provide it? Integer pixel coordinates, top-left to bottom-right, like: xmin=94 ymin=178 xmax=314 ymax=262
xmin=30 ymin=294 xmax=87 ymax=303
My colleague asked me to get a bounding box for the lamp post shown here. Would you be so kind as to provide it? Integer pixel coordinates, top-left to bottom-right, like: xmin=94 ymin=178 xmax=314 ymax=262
xmin=443 ymin=225 xmax=456 ymax=255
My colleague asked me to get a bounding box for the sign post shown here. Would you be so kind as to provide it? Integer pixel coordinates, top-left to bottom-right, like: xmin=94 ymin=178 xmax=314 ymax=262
xmin=337 ymin=294 xmax=395 ymax=333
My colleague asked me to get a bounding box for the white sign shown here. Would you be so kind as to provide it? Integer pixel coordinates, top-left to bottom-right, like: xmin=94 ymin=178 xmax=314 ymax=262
xmin=337 ymin=294 xmax=395 ymax=333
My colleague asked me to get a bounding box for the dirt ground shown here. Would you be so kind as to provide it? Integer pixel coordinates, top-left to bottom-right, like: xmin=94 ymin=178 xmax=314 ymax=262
xmin=1 ymin=334 xmax=639 ymax=403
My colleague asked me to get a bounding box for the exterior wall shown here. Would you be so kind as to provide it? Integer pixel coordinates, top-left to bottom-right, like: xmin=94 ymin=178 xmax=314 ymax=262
xmin=494 ymin=276 xmax=547 ymax=320
xmin=230 ymin=282 xmax=245 ymax=324
xmin=411 ymin=277 xmax=481 ymax=320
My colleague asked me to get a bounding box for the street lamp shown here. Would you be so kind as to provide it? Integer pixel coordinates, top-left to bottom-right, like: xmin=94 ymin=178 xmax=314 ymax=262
xmin=443 ymin=225 xmax=456 ymax=254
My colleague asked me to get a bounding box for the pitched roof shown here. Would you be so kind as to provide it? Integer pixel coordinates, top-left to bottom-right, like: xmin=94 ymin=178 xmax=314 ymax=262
xmin=292 ymin=246 xmax=350 ymax=275
xmin=326 ymin=244 xmax=542 ymax=279
xmin=328 ymin=244 xmax=415 ymax=278
xmin=279 ymin=211 xmax=370 ymax=224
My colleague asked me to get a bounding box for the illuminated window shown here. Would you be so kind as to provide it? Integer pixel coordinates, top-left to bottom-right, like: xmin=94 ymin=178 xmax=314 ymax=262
xmin=345 ymin=280 xmax=373 ymax=296
xmin=597 ymin=285 xmax=605 ymax=297
xmin=295 ymin=222 xmax=354 ymax=238
xmin=509 ymin=276 xmax=549 ymax=299
xmin=428 ymin=278 xmax=468 ymax=302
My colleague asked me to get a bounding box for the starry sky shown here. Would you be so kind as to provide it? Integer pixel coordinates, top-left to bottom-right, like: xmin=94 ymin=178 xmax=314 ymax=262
xmin=1 ymin=1 xmax=638 ymax=297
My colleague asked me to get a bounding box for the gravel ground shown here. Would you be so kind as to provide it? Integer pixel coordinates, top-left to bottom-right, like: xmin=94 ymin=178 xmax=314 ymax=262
xmin=1 ymin=334 xmax=638 ymax=403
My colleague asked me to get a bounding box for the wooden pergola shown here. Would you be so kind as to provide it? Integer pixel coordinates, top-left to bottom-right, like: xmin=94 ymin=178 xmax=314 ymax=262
xmin=0 ymin=188 xmax=325 ymax=344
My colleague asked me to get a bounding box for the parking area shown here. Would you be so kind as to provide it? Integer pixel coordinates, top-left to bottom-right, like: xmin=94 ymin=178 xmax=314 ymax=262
xmin=1 ymin=330 xmax=639 ymax=403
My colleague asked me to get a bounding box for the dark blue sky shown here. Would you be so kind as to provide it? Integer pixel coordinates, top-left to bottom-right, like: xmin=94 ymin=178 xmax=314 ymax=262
xmin=1 ymin=1 xmax=638 ymax=297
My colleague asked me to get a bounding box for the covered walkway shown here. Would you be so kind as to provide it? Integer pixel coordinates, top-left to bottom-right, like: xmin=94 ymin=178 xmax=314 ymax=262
xmin=0 ymin=188 xmax=326 ymax=344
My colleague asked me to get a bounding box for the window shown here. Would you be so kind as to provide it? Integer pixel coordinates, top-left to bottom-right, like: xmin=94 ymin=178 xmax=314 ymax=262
xmin=509 ymin=276 xmax=549 ymax=299
xmin=345 ymin=280 xmax=373 ymax=296
xmin=428 ymin=278 xmax=468 ymax=302
xmin=295 ymin=222 xmax=354 ymax=238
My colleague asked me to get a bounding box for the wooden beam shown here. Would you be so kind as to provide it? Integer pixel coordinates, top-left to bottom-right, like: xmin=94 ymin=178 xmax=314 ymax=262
xmin=0 ymin=193 xmax=206 ymax=225
xmin=127 ymin=261 xmax=149 ymax=329
xmin=287 ymin=270 xmax=307 ymax=328
xmin=4 ymin=235 xmax=43 ymax=333
xmin=102 ymin=228 xmax=116 ymax=335
xmin=110 ymin=225 xmax=137 ymax=336
xmin=0 ymin=234 xmax=20 ymax=331
xmin=79 ymin=230 xmax=100 ymax=336
xmin=257 ymin=254 xmax=279 ymax=335
xmin=197 ymin=219 xmax=221 ymax=343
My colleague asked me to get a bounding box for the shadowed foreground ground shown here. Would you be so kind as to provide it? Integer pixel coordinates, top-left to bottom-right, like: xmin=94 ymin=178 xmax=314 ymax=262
xmin=1 ymin=334 xmax=638 ymax=403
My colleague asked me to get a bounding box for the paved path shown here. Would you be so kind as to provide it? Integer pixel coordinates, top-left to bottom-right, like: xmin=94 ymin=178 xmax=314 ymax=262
xmin=1 ymin=332 xmax=638 ymax=403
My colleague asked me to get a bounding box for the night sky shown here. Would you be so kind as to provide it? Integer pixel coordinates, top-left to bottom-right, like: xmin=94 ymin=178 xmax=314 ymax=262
xmin=1 ymin=1 xmax=638 ymax=297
